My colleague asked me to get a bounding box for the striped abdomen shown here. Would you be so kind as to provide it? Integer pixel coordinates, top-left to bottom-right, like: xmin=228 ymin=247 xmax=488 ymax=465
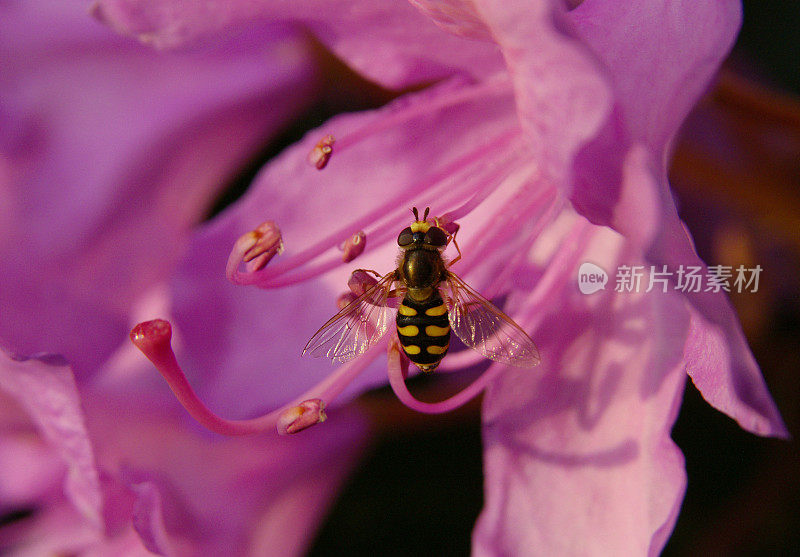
xmin=396 ymin=292 xmax=450 ymax=372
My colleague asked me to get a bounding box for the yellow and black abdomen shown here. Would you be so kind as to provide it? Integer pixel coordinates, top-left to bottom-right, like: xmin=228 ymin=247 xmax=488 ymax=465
xmin=396 ymin=292 xmax=450 ymax=372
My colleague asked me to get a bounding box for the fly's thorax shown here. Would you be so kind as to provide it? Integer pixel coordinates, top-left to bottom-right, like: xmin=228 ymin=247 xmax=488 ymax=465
xmin=400 ymin=248 xmax=445 ymax=293
xmin=396 ymin=292 xmax=451 ymax=372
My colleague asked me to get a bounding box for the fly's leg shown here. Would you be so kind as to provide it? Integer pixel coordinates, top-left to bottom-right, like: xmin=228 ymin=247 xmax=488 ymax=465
xmin=434 ymin=216 xmax=462 ymax=268
xmin=354 ymin=268 xmax=383 ymax=278
xmin=351 ymin=269 xmax=403 ymax=302
xmin=446 ymin=228 xmax=462 ymax=267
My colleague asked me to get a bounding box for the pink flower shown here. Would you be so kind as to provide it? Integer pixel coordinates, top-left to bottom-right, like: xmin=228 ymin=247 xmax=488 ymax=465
xmin=3 ymin=0 xmax=788 ymax=555
xmin=1 ymin=2 xmax=370 ymax=554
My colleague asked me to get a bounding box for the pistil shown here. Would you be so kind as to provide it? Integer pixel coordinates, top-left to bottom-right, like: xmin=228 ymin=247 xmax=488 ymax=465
xmin=130 ymin=319 xmax=380 ymax=435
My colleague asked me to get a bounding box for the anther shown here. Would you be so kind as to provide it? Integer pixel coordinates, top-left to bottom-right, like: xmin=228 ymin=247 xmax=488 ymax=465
xmin=276 ymin=399 xmax=327 ymax=435
xmin=340 ymin=231 xmax=366 ymax=262
xmin=337 ymin=292 xmax=358 ymax=310
xmin=307 ymin=134 xmax=335 ymax=170
xmin=348 ymin=269 xmax=379 ymax=297
xmin=435 ymin=212 xmax=460 ymax=236
xmin=226 ymin=221 xmax=283 ymax=282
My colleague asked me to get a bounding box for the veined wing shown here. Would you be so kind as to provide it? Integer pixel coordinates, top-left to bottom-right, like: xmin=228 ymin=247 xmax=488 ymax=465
xmin=303 ymin=271 xmax=398 ymax=363
xmin=442 ymin=272 xmax=540 ymax=367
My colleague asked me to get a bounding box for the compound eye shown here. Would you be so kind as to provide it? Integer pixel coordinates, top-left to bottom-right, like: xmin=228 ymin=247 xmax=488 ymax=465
xmin=424 ymin=227 xmax=448 ymax=247
xmin=397 ymin=227 xmax=414 ymax=247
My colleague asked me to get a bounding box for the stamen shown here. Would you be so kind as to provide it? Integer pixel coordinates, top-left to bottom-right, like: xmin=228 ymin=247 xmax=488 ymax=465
xmin=234 ymin=130 xmax=523 ymax=289
xmin=437 ymin=186 xmax=494 ymax=225
xmin=483 ymin=192 xmax=561 ymax=295
xmin=226 ymin=221 xmax=283 ymax=284
xmin=307 ymin=134 xmax=335 ymax=169
xmin=276 ymin=399 xmax=327 ymax=435
xmin=447 ymin=176 xmax=557 ymax=282
xmin=386 ymin=339 xmax=504 ymax=414
xmin=340 ymin=231 xmax=366 ymax=262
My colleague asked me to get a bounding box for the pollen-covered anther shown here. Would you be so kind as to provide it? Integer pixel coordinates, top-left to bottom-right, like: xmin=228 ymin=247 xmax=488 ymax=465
xmin=227 ymin=221 xmax=283 ymax=280
xmin=242 ymin=221 xmax=283 ymax=266
xmin=337 ymin=291 xmax=358 ymax=310
xmin=307 ymin=134 xmax=335 ymax=170
xmin=340 ymin=230 xmax=366 ymax=262
xmin=277 ymin=398 xmax=327 ymax=435
xmin=348 ymin=269 xmax=379 ymax=297
xmin=440 ymin=221 xmax=460 ymax=236
xmin=435 ymin=212 xmax=460 ymax=236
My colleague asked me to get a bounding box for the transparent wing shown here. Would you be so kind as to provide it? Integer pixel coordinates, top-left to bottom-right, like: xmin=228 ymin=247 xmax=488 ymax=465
xmin=303 ymin=271 xmax=398 ymax=363
xmin=443 ymin=272 xmax=540 ymax=367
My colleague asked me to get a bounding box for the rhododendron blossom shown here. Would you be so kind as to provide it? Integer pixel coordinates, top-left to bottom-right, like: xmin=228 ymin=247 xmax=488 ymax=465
xmin=2 ymin=0 xmax=788 ymax=555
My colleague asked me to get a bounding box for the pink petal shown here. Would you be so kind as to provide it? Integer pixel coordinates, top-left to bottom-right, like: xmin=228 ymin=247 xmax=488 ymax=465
xmin=648 ymin=208 xmax=788 ymax=438
xmin=83 ymin=392 xmax=371 ymax=555
xmin=567 ymin=0 xmax=741 ymax=241
xmin=683 ymin=300 xmax=788 ymax=438
xmin=0 ymin=350 xmax=102 ymax=529
xmin=0 ymin=501 xmax=104 ymax=555
xmin=572 ymin=142 xmax=663 ymax=250
xmin=91 ymin=0 xmax=505 ymax=88
xmin=472 ymin=0 xmax=612 ymax=182
xmin=475 ymin=221 xmax=689 ymax=555
xmin=129 ymin=481 xmax=174 ymax=556
xmin=409 ymin=0 xmax=492 ymax=39
xmin=0 ymin=435 xmax=64 ymax=509
xmin=0 ymin=2 xmax=318 ymax=375
xmin=569 ymin=0 xmax=741 ymax=155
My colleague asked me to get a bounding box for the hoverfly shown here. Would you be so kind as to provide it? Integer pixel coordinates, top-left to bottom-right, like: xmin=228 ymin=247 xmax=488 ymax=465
xmin=303 ymin=207 xmax=540 ymax=371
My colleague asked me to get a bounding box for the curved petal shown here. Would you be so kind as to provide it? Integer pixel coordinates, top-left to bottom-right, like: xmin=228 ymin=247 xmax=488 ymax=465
xmin=569 ymin=0 xmax=741 ymax=158
xmin=472 ymin=0 xmax=612 ymax=183
xmin=475 ymin=220 xmax=689 ymax=555
xmin=128 ymin=481 xmax=174 ymax=556
xmin=0 ymin=435 xmax=64 ymax=510
xmin=91 ymin=0 xmax=506 ymax=88
xmin=84 ymin=392 xmax=371 ymax=555
xmin=642 ymin=200 xmax=788 ymax=438
xmin=566 ymin=0 xmax=741 ymax=244
xmin=0 ymin=349 xmax=102 ymax=529
xmin=0 ymin=2 xmax=318 ymax=375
